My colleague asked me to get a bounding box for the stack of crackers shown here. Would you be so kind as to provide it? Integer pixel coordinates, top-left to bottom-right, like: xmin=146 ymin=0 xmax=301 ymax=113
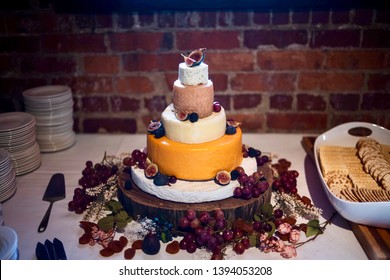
xmin=319 ymin=137 xmax=390 ymax=202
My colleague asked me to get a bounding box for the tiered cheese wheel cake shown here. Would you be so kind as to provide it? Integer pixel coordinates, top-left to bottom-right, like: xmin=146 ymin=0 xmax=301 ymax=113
xmin=129 ymin=49 xmax=258 ymax=203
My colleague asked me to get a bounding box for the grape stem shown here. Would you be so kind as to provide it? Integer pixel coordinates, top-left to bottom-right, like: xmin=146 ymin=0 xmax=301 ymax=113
xmin=295 ymin=211 xmax=338 ymax=248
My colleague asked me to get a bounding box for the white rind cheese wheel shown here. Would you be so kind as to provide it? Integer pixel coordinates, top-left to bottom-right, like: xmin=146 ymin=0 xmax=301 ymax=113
xmin=131 ymin=156 xmax=257 ymax=203
xmin=161 ymin=104 xmax=226 ymax=144
xmin=178 ymin=62 xmax=208 ymax=85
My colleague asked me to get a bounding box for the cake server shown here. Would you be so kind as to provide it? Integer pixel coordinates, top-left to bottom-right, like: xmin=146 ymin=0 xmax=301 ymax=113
xmin=38 ymin=173 xmax=66 ymax=233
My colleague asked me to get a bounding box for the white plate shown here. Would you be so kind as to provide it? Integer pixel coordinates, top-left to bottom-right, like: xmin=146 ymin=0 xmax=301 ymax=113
xmin=314 ymin=122 xmax=390 ymax=228
xmin=0 ymin=112 xmax=35 ymax=133
xmin=22 ymin=85 xmax=71 ymax=99
xmin=0 ymin=226 xmax=18 ymax=260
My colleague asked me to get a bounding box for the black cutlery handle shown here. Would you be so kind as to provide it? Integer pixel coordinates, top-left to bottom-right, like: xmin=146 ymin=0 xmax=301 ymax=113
xmin=38 ymin=202 xmax=53 ymax=233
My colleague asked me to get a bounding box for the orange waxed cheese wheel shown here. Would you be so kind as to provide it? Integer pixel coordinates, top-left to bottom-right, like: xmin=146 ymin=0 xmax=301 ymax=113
xmin=147 ymin=128 xmax=243 ymax=181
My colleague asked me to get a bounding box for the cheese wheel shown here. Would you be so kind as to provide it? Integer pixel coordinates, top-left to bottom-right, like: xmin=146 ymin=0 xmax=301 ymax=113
xmin=178 ymin=62 xmax=208 ymax=85
xmin=161 ymin=104 xmax=226 ymax=144
xmin=147 ymin=128 xmax=243 ymax=181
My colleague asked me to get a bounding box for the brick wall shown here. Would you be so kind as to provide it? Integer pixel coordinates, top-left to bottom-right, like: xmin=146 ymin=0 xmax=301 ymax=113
xmin=1 ymin=6 xmax=390 ymax=133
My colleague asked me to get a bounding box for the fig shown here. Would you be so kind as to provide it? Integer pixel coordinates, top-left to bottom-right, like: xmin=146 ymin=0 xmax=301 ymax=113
xmin=181 ymin=48 xmax=207 ymax=67
xmin=142 ymin=233 xmax=161 ymax=255
xmin=175 ymin=111 xmax=188 ymax=121
xmin=145 ymin=163 xmax=158 ymax=179
xmin=226 ymin=119 xmax=241 ymax=128
xmin=147 ymin=120 xmax=162 ymax=134
xmin=215 ymin=170 xmax=231 ymax=186
xmin=153 ymin=173 xmax=169 ymax=186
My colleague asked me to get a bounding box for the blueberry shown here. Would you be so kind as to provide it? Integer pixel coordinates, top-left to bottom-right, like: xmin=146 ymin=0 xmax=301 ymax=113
xmin=230 ymin=170 xmax=240 ymax=180
xmin=226 ymin=125 xmax=236 ymax=135
xmin=153 ymin=173 xmax=169 ymax=186
xmin=188 ymin=112 xmax=199 ymax=123
xmin=154 ymin=127 xmax=165 ymax=138
xmin=248 ymin=147 xmax=257 ymax=158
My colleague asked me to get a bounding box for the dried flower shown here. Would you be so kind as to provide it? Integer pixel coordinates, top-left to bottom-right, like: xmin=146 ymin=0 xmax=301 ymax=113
xmin=277 ymin=222 xmax=292 ymax=235
xmin=280 ymin=245 xmax=297 ymax=258
xmin=289 ymin=229 xmax=300 ymax=243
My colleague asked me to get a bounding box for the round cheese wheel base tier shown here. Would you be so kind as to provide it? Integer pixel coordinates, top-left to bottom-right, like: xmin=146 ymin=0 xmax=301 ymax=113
xmin=117 ymin=163 xmax=273 ymax=229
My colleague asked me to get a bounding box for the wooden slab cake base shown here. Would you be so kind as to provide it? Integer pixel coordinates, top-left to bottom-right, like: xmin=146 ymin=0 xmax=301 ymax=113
xmin=117 ymin=165 xmax=273 ymax=229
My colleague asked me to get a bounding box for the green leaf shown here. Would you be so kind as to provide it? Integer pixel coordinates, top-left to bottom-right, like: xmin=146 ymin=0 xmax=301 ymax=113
xmin=116 ymin=220 xmax=128 ymax=230
xmin=161 ymin=232 xmax=167 ymax=243
xmin=98 ymin=216 xmax=115 ymax=232
xmin=305 ymin=219 xmax=322 ymax=237
xmin=249 ymin=233 xmax=257 ymax=247
xmin=116 ymin=210 xmax=129 ymax=221
xmin=253 ymin=214 xmax=261 ymax=222
xmin=107 ymin=200 xmax=122 ymax=213
xmin=260 ymin=203 xmax=274 ymax=218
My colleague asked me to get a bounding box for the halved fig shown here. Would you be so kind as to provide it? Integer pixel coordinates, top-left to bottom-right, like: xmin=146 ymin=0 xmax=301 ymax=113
xmin=215 ymin=170 xmax=231 ymax=186
xmin=227 ymin=119 xmax=241 ymax=128
xmin=181 ymin=48 xmax=207 ymax=67
xmin=175 ymin=111 xmax=188 ymax=121
xmin=148 ymin=121 xmax=162 ymax=134
xmin=145 ymin=163 xmax=158 ymax=178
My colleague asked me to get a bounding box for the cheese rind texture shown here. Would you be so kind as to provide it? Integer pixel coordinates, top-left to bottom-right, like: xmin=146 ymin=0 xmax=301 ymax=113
xmin=172 ymin=79 xmax=213 ymax=118
xmin=147 ymin=128 xmax=243 ymax=181
xmin=161 ymin=104 xmax=226 ymax=144
xmin=178 ymin=62 xmax=208 ymax=85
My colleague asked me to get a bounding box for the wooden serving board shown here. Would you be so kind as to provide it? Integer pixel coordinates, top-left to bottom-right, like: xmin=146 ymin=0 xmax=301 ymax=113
xmin=117 ymin=164 xmax=273 ymax=230
xmin=302 ymin=136 xmax=390 ymax=260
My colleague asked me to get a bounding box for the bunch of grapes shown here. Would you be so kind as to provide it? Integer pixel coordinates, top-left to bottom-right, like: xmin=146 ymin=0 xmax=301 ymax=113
xmin=232 ymin=167 xmax=270 ymax=200
xmin=68 ymin=160 xmax=118 ymax=214
xmin=271 ymin=170 xmax=300 ymax=195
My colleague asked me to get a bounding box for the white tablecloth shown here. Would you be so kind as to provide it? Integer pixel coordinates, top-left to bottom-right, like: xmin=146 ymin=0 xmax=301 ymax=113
xmin=1 ymin=133 xmax=368 ymax=260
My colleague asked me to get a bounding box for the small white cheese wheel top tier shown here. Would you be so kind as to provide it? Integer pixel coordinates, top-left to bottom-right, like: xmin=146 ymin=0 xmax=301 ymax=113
xmin=161 ymin=104 xmax=226 ymax=144
xmin=173 ymin=79 xmax=214 ymax=118
xmin=178 ymin=62 xmax=208 ymax=85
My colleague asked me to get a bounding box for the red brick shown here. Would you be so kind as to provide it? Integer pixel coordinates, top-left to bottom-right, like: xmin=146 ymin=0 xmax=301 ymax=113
xmin=83 ymin=118 xmax=137 ymax=133
xmin=325 ymin=50 xmax=389 ymax=70
xmin=0 ymin=36 xmax=40 ymax=53
xmin=253 ymin=11 xmax=271 ymax=25
xmin=297 ymin=94 xmax=326 ymax=111
xmin=312 ymin=10 xmax=330 ymax=24
xmin=84 ymin=55 xmax=120 ymax=74
xmin=231 ymin=73 xmax=296 ymax=92
xmin=117 ymin=15 xmax=135 ymax=28
xmin=353 ymin=9 xmax=374 ymax=25
xmin=210 ymin=74 xmax=228 ymax=91
xmin=75 ymin=15 xmax=93 ymax=30
xmin=42 ymin=34 xmax=106 ymax=53
xmin=330 ymin=93 xmax=360 ymax=111
xmin=362 ymin=29 xmax=390 ymax=48
xmin=376 ymin=10 xmax=390 ymax=24
xmin=110 ymin=32 xmax=173 ymax=52
xmin=81 ymin=96 xmax=109 ymax=112
xmin=0 ymin=55 xmax=18 ymax=75
xmin=110 ymin=96 xmax=140 ymax=112
xmin=228 ymin=113 xmax=265 ymax=131
xmin=20 ymin=56 xmax=77 ymax=73
xmin=367 ymin=73 xmax=390 ymax=91
xmin=164 ymin=73 xmax=177 ymax=90
xmin=292 ymin=11 xmax=310 ymax=24
xmin=331 ymin=10 xmax=351 ymax=24
xmin=231 ymin=12 xmax=251 ymax=26
xmin=233 ymin=94 xmax=262 ymax=110
xmin=298 ymin=72 xmax=364 ymax=91
xmin=361 ymin=93 xmax=390 ymax=109
xmin=214 ymin=94 xmax=230 ymax=110
xmin=257 ymin=50 xmax=324 ymax=70
xmin=123 ymin=53 xmax=179 ymax=72
xmin=330 ymin=113 xmax=381 ymax=128
xmin=176 ymin=31 xmax=240 ymax=50
xmin=198 ymin=12 xmax=217 ymax=28
xmin=270 ymin=94 xmax=293 ymax=110
xmin=272 ymin=11 xmax=290 ymax=25
xmin=115 ymin=76 xmax=154 ymax=94
xmin=207 ymin=52 xmax=254 ymax=71
xmin=40 ymin=14 xmax=73 ymax=33
xmin=95 ymin=15 xmax=113 ymax=29
xmin=311 ymin=30 xmax=360 ymax=48
xmin=53 ymin=76 xmax=113 ymax=94
xmin=144 ymin=96 xmax=167 ymax=112
xmin=138 ymin=13 xmax=155 ymax=27
xmin=267 ymin=113 xmax=327 ymax=132
xmin=244 ymin=30 xmax=308 ymax=49
xmin=158 ymin=13 xmax=175 ymax=28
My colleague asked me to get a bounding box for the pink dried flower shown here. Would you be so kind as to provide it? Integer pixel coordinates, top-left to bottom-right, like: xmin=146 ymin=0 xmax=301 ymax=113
xmin=289 ymin=229 xmax=300 ymax=243
xmin=273 ymin=239 xmax=286 ymax=252
xmin=281 ymin=245 xmax=297 ymax=258
xmin=277 ymin=222 xmax=292 ymax=235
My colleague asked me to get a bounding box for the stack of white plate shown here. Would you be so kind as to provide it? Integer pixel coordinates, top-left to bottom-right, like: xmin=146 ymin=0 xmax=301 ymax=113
xmin=0 ymin=112 xmax=41 ymax=176
xmin=0 ymin=149 xmax=17 ymax=202
xmin=0 ymin=226 xmax=19 ymax=260
xmin=23 ymin=85 xmax=76 ymax=153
